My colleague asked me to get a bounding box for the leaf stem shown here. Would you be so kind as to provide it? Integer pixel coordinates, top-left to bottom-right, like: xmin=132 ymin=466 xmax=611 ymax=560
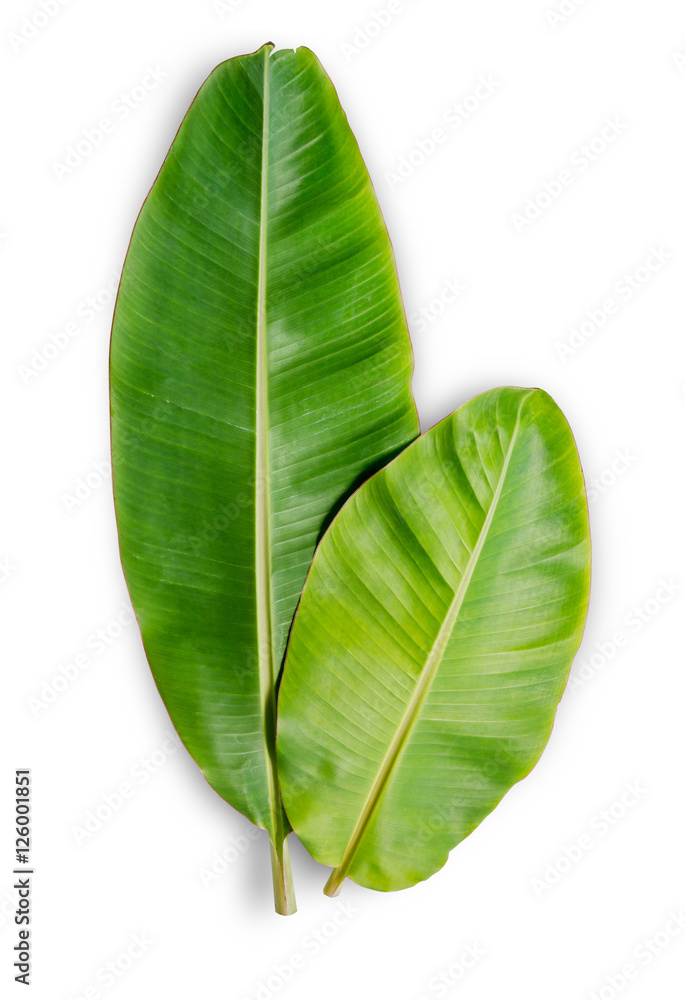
xmin=270 ymin=836 xmax=296 ymax=915
xmin=323 ymin=867 xmax=344 ymax=897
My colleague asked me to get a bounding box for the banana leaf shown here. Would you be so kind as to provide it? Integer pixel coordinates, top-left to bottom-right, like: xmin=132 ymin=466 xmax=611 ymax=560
xmin=109 ymin=43 xmax=418 ymax=913
xmin=277 ymin=387 xmax=591 ymax=894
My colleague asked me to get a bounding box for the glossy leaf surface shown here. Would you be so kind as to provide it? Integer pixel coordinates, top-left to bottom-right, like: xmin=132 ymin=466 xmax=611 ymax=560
xmin=277 ymin=387 xmax=590 ymax=893
xmin=109 ymin=43 xmax=418 ymax=911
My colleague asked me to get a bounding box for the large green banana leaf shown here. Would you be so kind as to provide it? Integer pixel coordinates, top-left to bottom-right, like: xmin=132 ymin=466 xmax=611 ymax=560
xmin=109 ymin=43 xmax=418 ymax=913
xmin=277 ymin=387 xmax=591 ymax=894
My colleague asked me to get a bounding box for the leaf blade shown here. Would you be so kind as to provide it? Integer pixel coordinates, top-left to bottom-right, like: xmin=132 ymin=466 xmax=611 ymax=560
xmin=109 ymin=43 xmax=419 ymax=903
xmin=277 ymin=387 xmax=591 ymax=892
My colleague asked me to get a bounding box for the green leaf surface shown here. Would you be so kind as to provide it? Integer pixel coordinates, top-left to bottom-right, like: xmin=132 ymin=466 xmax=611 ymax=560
xmin=109 ymin=43 xmax=418 ymax=912
xmin=277 ymin=387 xmax=591 ymax=894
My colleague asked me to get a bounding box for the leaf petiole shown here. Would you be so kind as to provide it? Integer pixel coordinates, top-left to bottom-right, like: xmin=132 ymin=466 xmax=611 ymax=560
xmin=323 ymin=867 xmax=344 ymax=898
xmin=270 ymin=837 xmax=296 ymax=915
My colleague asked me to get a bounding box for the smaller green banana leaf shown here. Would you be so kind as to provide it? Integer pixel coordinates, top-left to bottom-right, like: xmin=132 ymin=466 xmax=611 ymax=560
xmin=277 ymin=386 xmax=591 ymax=894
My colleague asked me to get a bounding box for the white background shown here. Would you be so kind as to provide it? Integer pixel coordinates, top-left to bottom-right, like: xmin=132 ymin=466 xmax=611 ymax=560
xmin=3 ymin=0 xmax=685 ymax=998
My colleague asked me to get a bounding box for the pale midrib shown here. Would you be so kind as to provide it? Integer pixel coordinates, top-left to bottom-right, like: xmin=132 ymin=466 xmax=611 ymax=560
xmin=332 ymin=399 xmax=530 ymax=883
xmin=254 ymin=52 xmax=282 ymax=846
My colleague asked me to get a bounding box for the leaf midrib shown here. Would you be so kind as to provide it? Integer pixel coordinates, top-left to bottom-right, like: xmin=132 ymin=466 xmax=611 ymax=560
xmin=254 ymin=48 xmax=284 ymax=845
xmin=331 ymin=394 xmax=531 ymax=882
